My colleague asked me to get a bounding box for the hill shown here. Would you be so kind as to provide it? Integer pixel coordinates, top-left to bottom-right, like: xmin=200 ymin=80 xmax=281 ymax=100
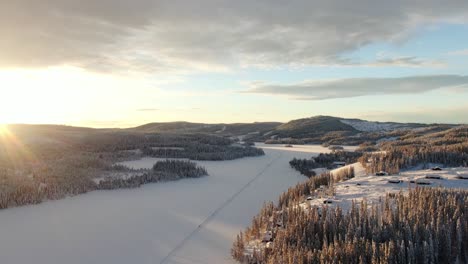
xmin=129 ymin=121 xmax=282 ymax=136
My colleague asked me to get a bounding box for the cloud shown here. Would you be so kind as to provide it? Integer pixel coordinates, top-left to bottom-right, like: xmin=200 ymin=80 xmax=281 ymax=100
xmin=359 ymin=105 xmax=468 ymax=124
xmin=1 ymin=1 xmax=468 ymax=73
xmin=243 ymin=75 xmax=468 ymax=100
xmin=365 ymin=56 xmax=445 ymax=68
xmin=447 ymin=49 xmax=468 ymax=56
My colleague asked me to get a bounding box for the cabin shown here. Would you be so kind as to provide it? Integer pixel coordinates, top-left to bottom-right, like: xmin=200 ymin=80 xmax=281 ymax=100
xmin=388 ymin=179 xmax=402 ymax=184
xmin=415 ymin=179 xmax=431 ymax=185
xmin=329 ymin=145 xmax=344 ymax=151
xmin=431 ymin=167 xmax=442 ymax=171
xmin=332 ymin=161 xmax=346 ymax=168
xmin=376 ymin=171 xmax=388 ymax=176
xmin=425 ymin=174 xmax=442 ymax=180
xmin=276 ymin=218 xmax=283 ymax=227
xmin=262 ymin=230 xmax=273 ymax=242
xmin=315 ymin=207 xmax=323 ymax=217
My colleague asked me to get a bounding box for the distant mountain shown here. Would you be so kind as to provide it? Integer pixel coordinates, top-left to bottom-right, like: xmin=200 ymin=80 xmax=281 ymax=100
xmin=129 ymin=121 xmax=282 ymax=136
xmin=275 ymin=116 xmax=357 ymax=137
xmin=3 ymin=116 xmax=461 ymax=147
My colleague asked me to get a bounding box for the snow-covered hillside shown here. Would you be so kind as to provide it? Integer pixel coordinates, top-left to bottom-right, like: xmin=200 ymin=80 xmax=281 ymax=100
xmin=301 ymin=163 xmax=468 ymax=212
xmin=0 ymin=144 xmax=337 ymax=264
xmin=340 ymin=119 xmax=410 ymax=132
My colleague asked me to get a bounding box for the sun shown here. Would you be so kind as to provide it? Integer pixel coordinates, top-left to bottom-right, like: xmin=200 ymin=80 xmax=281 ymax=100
xmin=0 ymin=125 xmax=11 ymax=138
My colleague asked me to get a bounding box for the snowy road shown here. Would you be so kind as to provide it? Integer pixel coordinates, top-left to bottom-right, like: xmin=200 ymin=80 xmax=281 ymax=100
xmin=0 ymin=144 xmax=341 ymax=264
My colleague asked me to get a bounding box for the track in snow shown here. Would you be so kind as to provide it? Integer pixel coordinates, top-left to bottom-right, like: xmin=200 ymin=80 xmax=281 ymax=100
xmin=159 ymin=153 xmax=283 ymax=264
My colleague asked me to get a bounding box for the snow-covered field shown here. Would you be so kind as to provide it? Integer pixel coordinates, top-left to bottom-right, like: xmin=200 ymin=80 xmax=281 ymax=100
xmin=0 ymin=144 xmax=334 ymax=264
xmin=301 ymin=163 xmax=468 ymax=212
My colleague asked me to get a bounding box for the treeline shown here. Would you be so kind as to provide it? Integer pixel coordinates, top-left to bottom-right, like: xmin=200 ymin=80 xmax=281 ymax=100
xmin=0 ymin=158 xmax=208 ymax=209
xmin=265 ymin=139 xmax=305 ymax=145
xmin=358 ymin=126 xmax=467 ymax=174
xmin=142 ymin=144 xmax=264 ymax=161
xmin=77 ymin=132 xmax=233 ymax=152
xmin=233 ymin=187 xmax=468 ymax=264
xmin=0 ymin=154 xmax=106 ymax=209
xmin=98 ymin=160 xmax=208 ymax=190
xmin=360 ymin=144 xmax=467 ymax=174
xmin=290 ymin=151 xmax=361 ymax=177
xmin=0 ymin=127 xmax=264 ymax=209
xmin=78 ymin=131 xmax=265 ymax=161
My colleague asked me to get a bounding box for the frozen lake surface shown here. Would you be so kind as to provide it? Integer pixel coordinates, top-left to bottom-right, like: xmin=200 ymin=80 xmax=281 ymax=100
xmin=0 ymin=144 xmax=336 ymax=264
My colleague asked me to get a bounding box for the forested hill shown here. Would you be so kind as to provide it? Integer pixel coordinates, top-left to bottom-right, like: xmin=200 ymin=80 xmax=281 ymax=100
xmin=2 ymin=116 xmax=460 ymax=146
xmin=129 ymin=121 xmax=281 ymax=135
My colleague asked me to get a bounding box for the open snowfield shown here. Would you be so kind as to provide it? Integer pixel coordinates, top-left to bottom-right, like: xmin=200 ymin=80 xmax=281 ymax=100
xmin=0 ymin=143 xmax=335 ymax=264
xmin=302 ymin=163 xmax=468 ymax=212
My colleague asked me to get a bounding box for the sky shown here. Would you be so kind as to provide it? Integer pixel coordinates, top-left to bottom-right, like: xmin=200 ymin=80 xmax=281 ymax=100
xmin=1 ymin=1 xmax=468 ymax=127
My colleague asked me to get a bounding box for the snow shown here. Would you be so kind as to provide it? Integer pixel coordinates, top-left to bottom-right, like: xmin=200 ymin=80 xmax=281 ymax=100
xmin=340 ymin=119 xmax=409 ymax=132
xmin=0 ymin=144 xmax=340 ymax=264
xmin=301 ymin=163 xmax=468 ymax=212
xmin=259 ymin=143 xmax=358 ymax=153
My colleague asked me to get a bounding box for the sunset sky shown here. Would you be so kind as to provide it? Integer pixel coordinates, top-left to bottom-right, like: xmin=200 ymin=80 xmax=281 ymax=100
xmin=1 ymin=1 xmax=468 ymax=127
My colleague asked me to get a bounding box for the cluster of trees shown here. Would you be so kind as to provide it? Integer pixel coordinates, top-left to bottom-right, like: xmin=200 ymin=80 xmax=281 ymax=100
xmin=289 ymin=151 xmax=361 ymax=177
xmin=98 ymin=160 xmax=208 ymax=190
xmin=0 ymin=155 xmax=104 ymax=209
xmin=142 ymin=144 xmax=264 ymax=161
xmin=357 ymin=126 xmax=467 ymax=174
xmin=0 ymin=158 xmax=209 ymax=208
xmin=0 ymin=126 xmax=266 ymax=209
xmin=360 ymin=145 xmax=467 ymax=174
xmin=233 ymin=187 xmax=468 ymax=264
xmin=265 ymin=139 xmax=306 ymax=145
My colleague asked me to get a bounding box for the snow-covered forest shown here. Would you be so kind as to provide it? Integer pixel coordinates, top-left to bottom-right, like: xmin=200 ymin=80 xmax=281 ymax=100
xmin=232 ymin=177 xmax=468 ymax=263
xmin=0 ymin=129 xmax=263 ymax=209
xmin=289 ymin=151 xmax=362 ymax=177
xmin=97 ymin=160 xmax=208 ymax=190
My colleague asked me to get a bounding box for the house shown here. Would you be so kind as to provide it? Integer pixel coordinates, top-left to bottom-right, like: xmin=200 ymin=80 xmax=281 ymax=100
xmin=323 ymin=199 xmax=333 ymax=204
xmin=284 ymin=144 xmax=293 ymax=148
xmin=332 ymin=161 xmax=346 ymax=168
xmin=457 ymin=173 xmax=468 ymax=179
xmin=376 ymin=171 xmax=387 ymax=176
xmin=306 ymin=196 xmax=313 ymax=201
xmin=425 ymin=174 xmax=442 ymax=180
xmin=276 ymin=218 xmax=283 ymax=227
xmin=262 ymin=230 xmax=273 ymax=242
xmin=431 ymin=166 xmax=442 ymax=171
xmin=329 ymin=145 xmax=344 ymax=151
xmin=388 ymin=179 xmax=402 ymax=184
xmin=415 ymin=179 xmax=431 ymax=185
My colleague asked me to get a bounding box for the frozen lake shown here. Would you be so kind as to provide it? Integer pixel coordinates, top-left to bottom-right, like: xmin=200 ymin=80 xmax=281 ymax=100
xmin=0 ymin=144 xmax=342 ymax=264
